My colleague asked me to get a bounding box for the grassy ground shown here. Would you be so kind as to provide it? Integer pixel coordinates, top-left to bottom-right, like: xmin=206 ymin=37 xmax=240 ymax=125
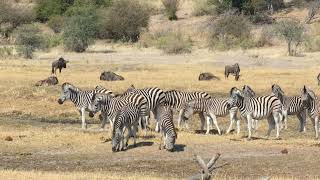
xmin=1 ymin=52 xmax=320 ymax=179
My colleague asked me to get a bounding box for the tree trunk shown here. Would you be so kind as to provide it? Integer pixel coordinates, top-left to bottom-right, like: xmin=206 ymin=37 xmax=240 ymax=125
xmin=288 ymin=41 xmax=292 ymax=56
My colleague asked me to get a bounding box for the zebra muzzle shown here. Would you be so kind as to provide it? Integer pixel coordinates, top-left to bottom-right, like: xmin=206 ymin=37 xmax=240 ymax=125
xmin=57 ymin=99 xmax=64 ymax=104
xmin=89 ymin=112 xmax=95 ymax=117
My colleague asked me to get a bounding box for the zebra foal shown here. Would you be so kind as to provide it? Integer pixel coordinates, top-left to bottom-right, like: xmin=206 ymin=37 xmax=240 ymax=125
xmin=227 ymin=87 xmax=283 ymax=140
xmin=57 ymin=82 xmax=113 ymax=129
xmin=182 ymin=98 xmax=240 ymax=135
xmin=112 ymin=102 xmax=140 ymax=152
xmin=156 ymin=105 xmax=177 ymax=152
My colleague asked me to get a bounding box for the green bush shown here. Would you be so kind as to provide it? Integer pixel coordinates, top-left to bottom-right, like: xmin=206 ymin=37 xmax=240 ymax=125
xmin=162 ymin=0 xmax=179 ymax=20
xmin=101 ymin=0 xmax=150 ymax=42
xmin=45 ymin=34 xmax=63 ymax=48
xmin=35 ymin=0 xmax=73 ymax=22
xmin=304 ymin=35 xmax=320 ymax=52
xmin=210 ymin=0 xmax=284 ymax=15
xmin=192 ymin=0 xmax=216 ymax=16
xmin=63 ymin=6 xmax=99 ymax=52
xmin=14 ymin=24 xmax=46 ymax=59
xmin=208 ymin=15 xmax=252 ymax=50
xmin=0 ymin=46 xmax=13 ymax=58
xmin=47 ymin=15 xmax=65 ymax=33
xmin=273 ymin=19 xmax=305 ymax=56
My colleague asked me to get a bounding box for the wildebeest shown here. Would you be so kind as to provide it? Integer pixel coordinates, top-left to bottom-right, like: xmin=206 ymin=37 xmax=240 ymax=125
xmin=52 ymin=57 xmax=69 ymax=74
xmin=198 ymin=72 xmax=220 ymax=81
xmin=100 ymin=71 xmax=124 ymax=81
xmin=224 ymin=63 xmax=240 ymax=81
xmin=35 ymin=75 xmax=58 ymax=86
xmin=317 ymin=73 xmax=320 ymax=85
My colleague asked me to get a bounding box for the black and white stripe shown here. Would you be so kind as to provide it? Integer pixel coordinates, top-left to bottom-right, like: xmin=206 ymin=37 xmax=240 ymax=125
xmin=164 ymin=90 xmax=211 ymax=128
xmin=57 ymin=82 xmax=114 ymax=129
xmin=156 ymin=105 xmax=177 ymax=152
xmin=301 ymin=86 xmax=319 ymax=139
xmin=272 ymin=84 xmax=306 ymax=132
xmin=112 ymin=102 xmax=140 ymax=152
xmin=124 ymin=85 xmax=166 ymax=122
xmin=182 ymin=98 xmax=239 ymax=135
xmin=227 ymin=87 xmax=283 ymax=139
xmin=89 ymin=92 xmax=149 ymax=129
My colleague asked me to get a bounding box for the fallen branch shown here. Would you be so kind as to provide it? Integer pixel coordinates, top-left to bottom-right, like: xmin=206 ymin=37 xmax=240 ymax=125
xmin=187 ymin=153 xmax=228 ymax=180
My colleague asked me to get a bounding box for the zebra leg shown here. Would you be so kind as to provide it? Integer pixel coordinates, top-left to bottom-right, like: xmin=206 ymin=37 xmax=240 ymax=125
xmin=132 ymin=124 xmax=137 ymax=147
xmin=246 ymin=114 xmax=252 ymax=140
xmin=266 ymin=116 xmax=275 ymax=138
xmin=205 ymin=115 xmax=211 ymax=134
xmin=282 ymin=110 xmax=288 ymax=130
xmin=100 ymin=112 xmax=108 ymax=130
xmin=159 ymin=132 xmax=163 ymax=150
xmin=226 ymin=111 xmax=235 ymax=134
xmin=81 ymin=108 xmax=87 ymax=129
xmin=153 ymin=109 xmax=160 ymax=132
xmin=273 ymin=113 xmax=281 ymax=139
xmin=236 ymin=119 xmax=240 ymax=135
xmin=177 ymin=109 xmax=184 ymax=129
xmin=298 ymin=110 xmax=307 ymax=132
xmin=314 ymin=117 xmax=319 ymax=139
xmin=210 ymin=113 xmax=221 ymax=135
xmin=199 ymin=112 xmax=205 ymax=131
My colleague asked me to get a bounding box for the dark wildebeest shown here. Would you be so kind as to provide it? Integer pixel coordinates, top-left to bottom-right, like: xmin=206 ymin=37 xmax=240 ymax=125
xmin=317 ymin=73 xmax=320 ymax=86
xmin=52 ymin=57 xmax=69 ymax=74
xmin=35 ymin=75 xmax=58 ymax=86
xmin=198 ymin=72 xmax=220 ymax=81
xmin=224 ymin=63 xmax=240 ymax=81
xmin=100 ymin=71 xmax=124 ymax=81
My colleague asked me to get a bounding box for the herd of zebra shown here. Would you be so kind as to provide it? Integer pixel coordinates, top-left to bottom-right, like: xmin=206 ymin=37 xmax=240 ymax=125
xmin=57 ymin=82 xmax=319 ymax=152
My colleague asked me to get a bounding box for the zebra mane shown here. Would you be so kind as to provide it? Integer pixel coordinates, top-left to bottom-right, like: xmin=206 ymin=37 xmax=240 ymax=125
xmin=242 ymin=85 xmax=255 ymax=97
xmin=305 ymin=86 xmax=317 ymax=100
xmin=62 ymin=82 xmax=80 ymax=92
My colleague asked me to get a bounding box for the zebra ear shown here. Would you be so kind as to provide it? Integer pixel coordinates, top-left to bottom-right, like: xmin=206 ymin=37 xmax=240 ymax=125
xmin=230 ymin=87 xmax=237 ymax=96
xmin=130 ymin=84 xmax=135 ymax=89
xmin=302 ymin=85 xmax=307 ymax=94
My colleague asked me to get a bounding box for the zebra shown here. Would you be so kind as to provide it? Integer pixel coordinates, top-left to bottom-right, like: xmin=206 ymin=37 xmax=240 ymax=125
xmin=224 ymin=63 xmax=240 ymax=81
xmin=112 ymin=102 xmax=140 ymax=152
xmin=182 ymin=98 xmax=240 ymax=135
xmin=272 ymin=84 xmax=306 ymax=132
xmin=57 ymin=82 xmax=114 ymax=129
xmin=301 ymin=86 xmax=319 ymax=139
xmin=88 ymin=92 xmax=149 ymax=131
xmin=317 ymin=73 xmax=320 ymax=86
xmin=227 ymin=87 xmax=283 ymax=140
xmin=123 ymin=85 xmax=166 ymax=129
xmin=156 ymin=105 xmax=177 ymax=152
xmin=242 ymin=85 xmax=259 ymax=130
xmin=164 ymin=90 xmax=211 ymax=129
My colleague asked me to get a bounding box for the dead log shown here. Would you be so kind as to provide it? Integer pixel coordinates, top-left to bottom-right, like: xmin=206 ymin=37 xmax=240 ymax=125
xmin=187 ymin=153 xmax=228 ymax=180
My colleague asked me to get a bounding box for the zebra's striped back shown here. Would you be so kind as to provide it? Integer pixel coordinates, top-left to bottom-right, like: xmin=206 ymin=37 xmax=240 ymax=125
xmin=124 ymin=87 xmax=166 ymax=111
xmin=164 ymin=90 xmax=211 ymax=110
xmin=284 ymin=96 xmax=304 ymax=114
xmin=239 ymin=95 xmax=282 ymax=119
xmin=187 ymin=98 xmax=230 ymax=117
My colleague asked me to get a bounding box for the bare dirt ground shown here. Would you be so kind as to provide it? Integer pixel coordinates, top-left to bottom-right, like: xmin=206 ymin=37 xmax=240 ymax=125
xmin=1 ymin=45 xmax=320 ymax=179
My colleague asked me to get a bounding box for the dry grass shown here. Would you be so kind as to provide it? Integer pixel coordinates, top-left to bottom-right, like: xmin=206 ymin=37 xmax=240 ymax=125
xmin=1 ymin=52 xmax=320 ymax=179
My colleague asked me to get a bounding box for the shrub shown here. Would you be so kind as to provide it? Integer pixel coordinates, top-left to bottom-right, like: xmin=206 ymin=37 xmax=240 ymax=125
xmin=256 ymin=27 xmax=274 ymax=47
xmin=192 ymin=0 xmax=216 ymax=16
xmin=208 ymin=15 xmax=252 ymax=50
xmin=35 ymin=0 xmax=73 ymax=22
xmin=0 ymin=46 xmax=13 ymax=58
xmin=0 ymin=0 xmax=35 ymax=37
xmin=156 ymin=31 xmax=192 ymax=54
xmin=13 ymin=24 xmax=46 ymax=59
xmin=101 ymin=0 xmax=150 ymax=42
xmin=210 ymin=0 xmax=284 ymax=15
xmin=162 ymin=0 xmax=179 ymax=20
xmin=45 ymin=34 xmax=63 ymax=48
xmin=63 ymin=6 xmax=99 ymax=52
xmin=273 ymin=19 xmax=305 ymax=56
xmin=47 ymin=15 xmax=65 ymax=33
xmin=304 ymin=36 xmax=320 ymax=52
